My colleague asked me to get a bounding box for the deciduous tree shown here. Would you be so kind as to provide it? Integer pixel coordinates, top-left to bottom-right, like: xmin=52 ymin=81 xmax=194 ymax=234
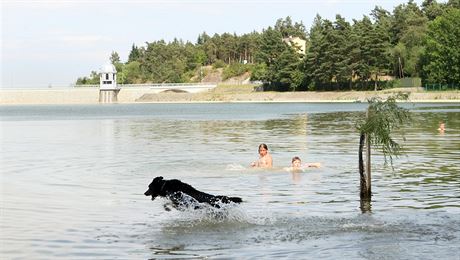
xmin=422 ymin=8 xmax=460 ymax=84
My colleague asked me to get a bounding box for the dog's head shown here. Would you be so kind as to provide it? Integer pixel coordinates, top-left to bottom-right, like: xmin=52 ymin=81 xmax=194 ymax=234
xmin=144 ymin=176 xmax=165 ymax=200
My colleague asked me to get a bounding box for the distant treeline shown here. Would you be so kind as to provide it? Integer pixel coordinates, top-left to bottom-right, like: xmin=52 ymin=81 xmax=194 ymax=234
xmin=76 ymin=0 xmax=460 ymax=91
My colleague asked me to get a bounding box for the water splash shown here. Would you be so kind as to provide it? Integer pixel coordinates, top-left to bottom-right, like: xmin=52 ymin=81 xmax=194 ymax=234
xmin=225 ymin=163 xmax=247 ymax=171
xmin=153 ymin=195 xmax=276 ymax=230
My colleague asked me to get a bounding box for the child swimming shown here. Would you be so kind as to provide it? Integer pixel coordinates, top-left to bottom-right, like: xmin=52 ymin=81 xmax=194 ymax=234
xmin=286 ymin=156 xmax=321 ymax=172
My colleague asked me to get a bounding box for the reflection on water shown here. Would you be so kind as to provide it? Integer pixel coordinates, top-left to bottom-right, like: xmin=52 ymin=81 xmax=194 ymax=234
xmin=1 ymin=103 xmax=459 ymax=259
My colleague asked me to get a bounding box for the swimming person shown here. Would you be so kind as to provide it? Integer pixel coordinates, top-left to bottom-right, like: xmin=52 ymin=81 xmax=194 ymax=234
xmin=286 ymin=156 xmax=321 ymax=172
xmin=250 ymin=143 xmax=273 ymax=168
xmin=287 ymin=156 xmax=303 ymax=173
xmin=438 ymin=121 xmax=445 ymax=133
xmin=291 ymin=156 xmax=302 ymax=170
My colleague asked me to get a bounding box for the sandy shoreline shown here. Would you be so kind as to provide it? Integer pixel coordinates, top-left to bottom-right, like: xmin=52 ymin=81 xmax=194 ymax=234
xmin=1 ymin=87 xmax=459 ymax=105
xmin=136 ymin=89 xmax=460 ymax=103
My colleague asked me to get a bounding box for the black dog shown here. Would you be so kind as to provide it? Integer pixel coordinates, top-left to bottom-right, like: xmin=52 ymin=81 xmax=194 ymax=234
xmin=144 ymin=176 xmax=243 ymax=210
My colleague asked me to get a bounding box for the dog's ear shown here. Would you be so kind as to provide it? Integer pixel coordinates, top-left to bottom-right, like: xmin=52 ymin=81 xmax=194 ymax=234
xmin=153 ymin=176 xmax=163 ymax=182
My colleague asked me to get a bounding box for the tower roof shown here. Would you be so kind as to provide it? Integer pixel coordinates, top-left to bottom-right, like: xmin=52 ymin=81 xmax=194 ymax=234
xmin=100 ymin=62 xmax=117 ymax=73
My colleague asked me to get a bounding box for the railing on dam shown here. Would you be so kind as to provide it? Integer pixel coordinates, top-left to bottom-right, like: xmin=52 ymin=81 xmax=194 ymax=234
xmin=73 ymin=83 xmax=218 ymax=93
xmin=73 ymin=83 xmax=218 ymax=88
xmin=121 ymin=83 xmax=218 ymax=88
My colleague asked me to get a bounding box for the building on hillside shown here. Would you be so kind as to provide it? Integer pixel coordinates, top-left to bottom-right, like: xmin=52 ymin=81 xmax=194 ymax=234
xmin=283 ymin=36 xmax=306 ymax=56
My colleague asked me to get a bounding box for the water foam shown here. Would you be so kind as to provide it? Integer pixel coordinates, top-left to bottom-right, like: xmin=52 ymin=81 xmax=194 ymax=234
xmin=225 ymin=163 xmax=247 ymax=171
xmin=155 ymin=195 xmax=277 ymax=229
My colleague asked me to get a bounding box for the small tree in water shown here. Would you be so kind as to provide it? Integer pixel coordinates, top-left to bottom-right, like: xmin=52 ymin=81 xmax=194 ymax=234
xmin=356 ymin=92 xmax=411 ymax=211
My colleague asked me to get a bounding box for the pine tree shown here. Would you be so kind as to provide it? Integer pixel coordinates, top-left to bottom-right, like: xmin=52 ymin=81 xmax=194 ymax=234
xmin=128 ymin=44 xmax=141 ymax=62
xmin=304 ymin=14 xmax=324 ymax=90
xmin=255 ymin=27 xmax=286 ymax=85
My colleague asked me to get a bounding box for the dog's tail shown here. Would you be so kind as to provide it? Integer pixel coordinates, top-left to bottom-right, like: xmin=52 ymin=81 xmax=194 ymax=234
xmin=228 ymin=196 xmax=243 ymax=203
xmin=215 ymin=196 xmax=243 ymax=204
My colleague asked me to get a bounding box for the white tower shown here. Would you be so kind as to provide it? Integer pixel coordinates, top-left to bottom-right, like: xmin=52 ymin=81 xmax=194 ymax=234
xmin=99 ymin=62 xmax=120 ymax=103
xmin=99 ymin=62 xmax=118 ymax=90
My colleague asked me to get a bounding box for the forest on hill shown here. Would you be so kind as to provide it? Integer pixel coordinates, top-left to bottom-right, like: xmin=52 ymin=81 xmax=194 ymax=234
xmin=76 ymin=0 xmax=460 ymax=91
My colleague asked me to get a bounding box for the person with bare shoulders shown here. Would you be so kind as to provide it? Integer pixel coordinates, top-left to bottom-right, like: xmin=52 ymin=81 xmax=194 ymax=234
xmin=286 ymin=156 xmax=321 ymax=172
xmin=438 ymin=121 xmax=445 ymax=134
xmin=250 ymin=143 xmax=273 ymax=168
xmin=290 ymin=156 xmax=302 ymax=170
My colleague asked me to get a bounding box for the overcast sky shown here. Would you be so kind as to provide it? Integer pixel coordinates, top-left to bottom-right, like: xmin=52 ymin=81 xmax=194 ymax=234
xmin=1 ymin=0 xmax=425 ymax=88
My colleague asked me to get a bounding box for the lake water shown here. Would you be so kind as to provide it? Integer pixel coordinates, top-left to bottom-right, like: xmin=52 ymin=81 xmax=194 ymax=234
xmin=1 ymin=102 xmax=459 ymax=259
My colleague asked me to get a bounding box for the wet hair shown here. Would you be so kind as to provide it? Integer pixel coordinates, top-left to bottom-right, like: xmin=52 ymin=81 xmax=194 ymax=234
xmin=258 ymin=143 xmax=268 ymax=152
xmin=292 ymin=156 xmax=301 ymax=163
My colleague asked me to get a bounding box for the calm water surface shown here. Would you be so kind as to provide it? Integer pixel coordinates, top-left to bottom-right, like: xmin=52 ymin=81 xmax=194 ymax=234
xmin=1 ymin=103 xmax=459 ymax=259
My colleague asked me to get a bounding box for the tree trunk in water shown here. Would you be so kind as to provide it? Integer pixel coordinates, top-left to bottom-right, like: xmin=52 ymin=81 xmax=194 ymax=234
xmin=359 ymin=133 xmax=372 ymax=212
xmin=366 ymin=132 xmax=371 ymax=196
xmin=358 ymin=133 xmax=368 ymax=199
xmin=359 ymin=108 xmax=372 ymax=202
